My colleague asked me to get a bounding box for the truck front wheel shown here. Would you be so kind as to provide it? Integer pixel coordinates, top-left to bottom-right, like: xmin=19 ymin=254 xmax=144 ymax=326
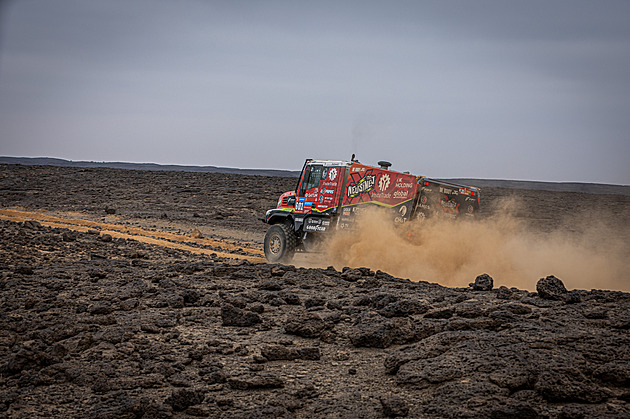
xmin=264 ymin=224 xmax=296 ymax=263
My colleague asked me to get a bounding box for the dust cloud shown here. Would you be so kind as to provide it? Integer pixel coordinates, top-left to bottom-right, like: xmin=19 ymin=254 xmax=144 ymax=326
xmin=320 ymin=201 xmax=630 ymax=291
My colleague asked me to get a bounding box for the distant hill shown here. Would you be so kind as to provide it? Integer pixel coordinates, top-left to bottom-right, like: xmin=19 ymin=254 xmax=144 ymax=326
xmin=442 ymin=178 xmax=630 ymax=196
xmin=2 ymin=156 xmax=628 ymax=196
xmin=0 ymin=156 xmax=300 ymax=178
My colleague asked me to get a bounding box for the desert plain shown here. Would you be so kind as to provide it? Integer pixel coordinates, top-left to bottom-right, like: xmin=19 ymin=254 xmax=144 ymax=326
xmin=1 ymin=163 xmax=629 ymax=418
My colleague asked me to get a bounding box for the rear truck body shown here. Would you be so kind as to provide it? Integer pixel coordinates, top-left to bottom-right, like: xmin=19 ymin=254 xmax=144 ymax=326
xmin=263 ymin=158 xmax=480 ymax=263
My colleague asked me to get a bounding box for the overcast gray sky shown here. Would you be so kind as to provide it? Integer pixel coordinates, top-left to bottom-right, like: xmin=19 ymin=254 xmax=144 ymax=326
xmin=1 ymin=0 xmax=629 ymax=184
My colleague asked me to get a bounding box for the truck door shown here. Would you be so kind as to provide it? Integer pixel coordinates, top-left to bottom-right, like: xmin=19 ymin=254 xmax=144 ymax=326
xmin=296 ymin=164 xmax=345 ymax=215
xmin=296 ymin=164 xmax=324 ymax=215
xmin=313 ymin=166 xmax=345 ymax=214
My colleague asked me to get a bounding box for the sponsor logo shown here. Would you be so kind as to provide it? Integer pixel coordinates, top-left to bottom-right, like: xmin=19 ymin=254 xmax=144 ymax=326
xmin=306 ymin=224 xmax=327 ymax=232
xmin=347 ymin=174 xmax=375 ymax=198
xmin=441 ymin=200 xmax=457 ymax=210
xmin=395 ymin=178 xmax=414 ymax=189
xmin=440 ymin=187 xmax=453 ymax=194
xmin=372 ymin=192 xmax=391 ymax=199
xmin=305 ymin=189 xmax=318 ymax=198
xmin=321 ymin=188 xmax=335 ymax=195
xmin=378 ymin=174 xmax=390 ymax=191
xmin=393 ymin=190 xmax=408 ymax=199
xmin=420 ymin=195 xmax=428 ymax=204
xmin=399 ymin=205 xmax=407 ymax=217
xmin=328 ymin=168 xmax=338 ymax=181
xmin=304 ymin=218 xmax=331 ymax=232
xmin=440 ymin=197 xmax=458 ymax=210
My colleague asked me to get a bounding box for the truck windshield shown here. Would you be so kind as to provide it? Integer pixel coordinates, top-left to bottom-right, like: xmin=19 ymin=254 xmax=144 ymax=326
xmin=299 ymin=165 xmax=323 ymax=196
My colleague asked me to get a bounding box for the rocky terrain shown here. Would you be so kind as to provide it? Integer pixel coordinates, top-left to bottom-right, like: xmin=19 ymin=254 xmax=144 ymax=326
xmin=1 ymin=163 xmax=630 ymax=418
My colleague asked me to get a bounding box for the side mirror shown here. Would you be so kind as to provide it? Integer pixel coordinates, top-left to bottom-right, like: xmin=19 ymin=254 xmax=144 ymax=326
xmin=287 ymin=197 xmax=296 ymax=206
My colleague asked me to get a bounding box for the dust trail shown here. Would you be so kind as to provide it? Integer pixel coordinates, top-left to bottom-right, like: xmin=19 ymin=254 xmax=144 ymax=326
xmin=322 ymin=201 xmax=630 ymax=291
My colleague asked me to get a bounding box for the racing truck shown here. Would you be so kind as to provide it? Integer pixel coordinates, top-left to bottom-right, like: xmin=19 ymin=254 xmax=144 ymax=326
xmin=262 ymin=158 xmax=480 ymax=262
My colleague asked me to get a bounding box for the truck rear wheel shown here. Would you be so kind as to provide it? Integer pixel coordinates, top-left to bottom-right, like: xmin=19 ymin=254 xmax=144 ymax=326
xmin=264 ymin=224 xmax=296 ymax=263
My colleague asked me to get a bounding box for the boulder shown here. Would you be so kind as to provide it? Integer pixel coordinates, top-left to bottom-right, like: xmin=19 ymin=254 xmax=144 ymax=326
xmin=536 ymin=275 xmax=568 ymax=300
xmin=470 ymin=273 xmax=493 ymax=291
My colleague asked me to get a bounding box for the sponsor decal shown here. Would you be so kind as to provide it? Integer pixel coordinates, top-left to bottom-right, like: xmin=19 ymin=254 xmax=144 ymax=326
xmin=305 ymin=189 xmax=318 ymax=198
xmin=372 ymin=192 xmax=392 ymax=199
xmin=399 ymin=205 xmax=407 ymax=217
xmin=395 ymin=178 xmax=414 ymax=189
xmin=347 ymin=174 xmax=376 ymax=199
xmin=440 ymin=187 xmax=453 ymax=194
xmin=378 ymin=173 xmax=391 ymax=191
xmin=440 ymin=196 xmax=459 ymax=214
xmin=318 ymin=195 xmax=324 ymax=203
xmin=420 ymin=195 xmax=428 ymax=204
xmin=304 ymin=217 xmax=331 ymax=232
xmin=328 ymin=168 xmax=338 ymax=181
xmin=393 ymin=190 xmax=408 ymax=199
xmin=299 ymin=197 xmax=305 ymax=202
xmin=343 ymin=208 xmax=351 ymax=215
xmin=321 ymin=188 xmax=335 ymax=195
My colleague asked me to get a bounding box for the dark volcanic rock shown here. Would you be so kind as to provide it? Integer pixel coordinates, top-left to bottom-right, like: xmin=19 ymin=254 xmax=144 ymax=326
xmin=535 ymin=368 xmax=610 ymax=403
xmin=221 ymin=304 xmax=261 ymax=327
xmin=260 ymin=344 xmax=321 ymax=361
xmin=380 ymin=394 xmax=409 ymax=417
xmin=379 ymin=300 xmax=430 ymax=317
xmin=165 ymin=388 xmax=206 ymax=411
xmin=227 ymin=373 xmax=285 ymax=390
xmin=348 ymin=312 xmax=397 ymax=348
xmin=470 ymin=273 xmax=494 ymax=291
xmin=284 ymin=311 xmax=326 ymax=338
xmin=536 ymin=275 xmax=568 ymax=300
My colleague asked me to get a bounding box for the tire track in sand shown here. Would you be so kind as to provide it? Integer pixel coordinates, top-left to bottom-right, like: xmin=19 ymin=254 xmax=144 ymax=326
xmin=0 ymin=208 xmax=265 ymax=263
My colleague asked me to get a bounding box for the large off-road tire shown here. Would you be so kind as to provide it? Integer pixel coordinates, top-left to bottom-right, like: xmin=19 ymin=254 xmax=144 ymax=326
xmin=264 ymin=224 xmax=296 ymax=263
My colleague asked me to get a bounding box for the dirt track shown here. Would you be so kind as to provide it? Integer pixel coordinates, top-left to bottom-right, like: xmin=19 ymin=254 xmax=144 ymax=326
xmin=1 ymin=163 xmax=630 ymax=418
xmin=0 ymin=208 xmax=265 ymax=263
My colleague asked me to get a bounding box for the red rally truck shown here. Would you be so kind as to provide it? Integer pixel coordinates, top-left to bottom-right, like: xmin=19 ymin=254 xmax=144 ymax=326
xmin=262 ymin=158 xmax=480 ymax=262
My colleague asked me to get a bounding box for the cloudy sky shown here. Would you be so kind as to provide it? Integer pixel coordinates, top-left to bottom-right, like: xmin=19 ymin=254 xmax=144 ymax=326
xmin=1 ymin=0 xmax=629 ymax=184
